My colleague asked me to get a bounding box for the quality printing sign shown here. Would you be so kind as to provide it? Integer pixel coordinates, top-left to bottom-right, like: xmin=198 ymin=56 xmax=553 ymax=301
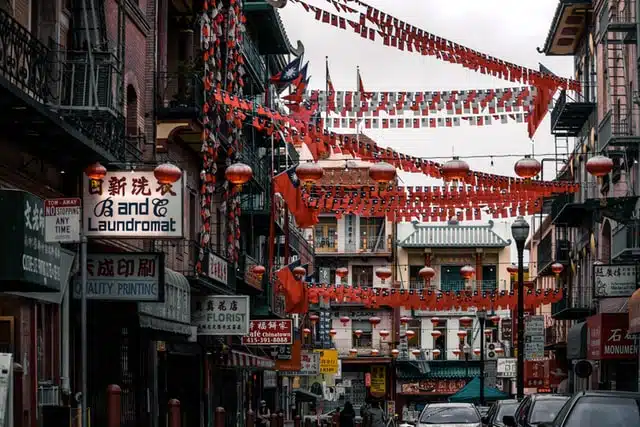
xmin=74 ymin=253 xmax=165 ymax=301
xmin=594 ymin=264 xmax=638 ymax=298
xmin=83 ymin=171 xmax=184 ymax=238
xmin=191 ymin=295 xmax=250 ymax=335
xmin=0 ymin=190 xmax=62 ymax=292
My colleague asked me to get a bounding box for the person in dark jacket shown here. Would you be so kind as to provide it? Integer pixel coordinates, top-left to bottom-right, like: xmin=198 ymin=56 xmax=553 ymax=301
xmin=340 ymin=402 xmax=356 ymax=427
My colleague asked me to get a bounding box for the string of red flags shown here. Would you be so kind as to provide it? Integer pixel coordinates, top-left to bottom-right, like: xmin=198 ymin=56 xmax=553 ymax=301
xmin=309 ymin=86 xmax=535 ymax=116
xmin=328 ymin=113 xmax=529 ymax=129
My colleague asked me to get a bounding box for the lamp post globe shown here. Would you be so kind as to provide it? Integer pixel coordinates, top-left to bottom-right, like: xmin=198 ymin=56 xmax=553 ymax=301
xmin=511 ymin=216 xmax=530 ymax=246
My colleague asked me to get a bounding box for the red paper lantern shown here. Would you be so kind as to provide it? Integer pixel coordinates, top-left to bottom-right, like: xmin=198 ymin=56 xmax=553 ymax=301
xmin=340 ymin=316 xmax=350 ymax=326
xmin=453 ymin=349 xmax=461 ymax=356
xmin=430 ymin=330 xmax=442 ymax=338
xmin=309 ymin=314 xmax=319 ymax=323
xmin=375 ymin=267 xmax=392 ymax=283
xmin=473 ymin=348 xmax=482 ymax=356
xmin=430 ymin=317 xmax=440 ymax=325
xmin=379 ymin=330 xmax=390 ymax=339
xmin=369 ymin=316 xmax=381 ymax=328
xmin=459 ymin=316 xmax=473 ymax=327
xmin=303 ymin=328 xmax=311 ymax=337
xmin=489 ymin=314 xmax=501 ymax=323
xmin=329 ymin=329 xmax=337 ymax=337
xmin=419 ymin=266 xmax=436 ymax=282
xmin=391 ymin=349 xmax=400 ymax=358
xmin=336 ymin=267 xmax=349 ymax=279
xmin=405 ymin=330 xmax=416 ymax=339
xmin=441 ymin=156 xmax=470 ymax=181
xmin=495 ymin=347 xmax=505 ymax=354
xmin=432 ymin=349 xmax=441 ymax=357
xmin=460 ymin=265 xmax=475 ymax=280
xmin=251 ymin=265 xmax=266 ymax=279
xmin=551 ymin=262 xmax=564 ymax=276
xmin=84 ymin=162 xmax=107 ymax=180
xmin=484 ymin=329 xmax=493 ymax=336
xmin=524 ymin=280 xmax=535 ymax=289
xmin=507 ymin=264 xmax=518 ymax=276
xmin=293 ymin=266 xmax=307 ymax=280
xmin=349 ymin=348 xmax=358 ymax=357
xmin=370 ymin=349 xmax=380 ymax=356
xmin=295 ymin=162 xmax=324 ymax=185
xmin=400 ymin=316 xmax=412 ymax=325
xmin=514 ymin=155 xmax=542 ymax=179
xmin=411 ymin=349 xmax=422 ymax=356
xmin=369 ymin=162 xmax=396 ymax=183
xmin=154 ymin=162 xmax=183 ymax=184
xmin=225 ymin=162 xmax=253 ymax=187
xmin=354 ymin=329 xmax=363 ymax=338
xmin=457 ymin=330 xmax=468 ymax=339
xmin=586 ymin=155 xmax=614 ymax=177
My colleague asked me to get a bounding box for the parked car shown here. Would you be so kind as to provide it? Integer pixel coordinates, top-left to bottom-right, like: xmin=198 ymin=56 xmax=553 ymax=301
xmin=482 ymin=400 xmax=519 ymax=427
xmin=534 ymin=390 xmax=640 ymax=427
xmin=477 ymin=406 xmax=491 ymax=417
xmin=502 ymin=394 xmax=569 ymax=427
xmin=418 ymin=403 xmax=482 ymax=427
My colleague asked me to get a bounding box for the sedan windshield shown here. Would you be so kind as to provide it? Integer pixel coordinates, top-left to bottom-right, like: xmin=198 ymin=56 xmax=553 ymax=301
xmin=530 ymin=398 xmax=570 ymax=423
xmin=495 ymin=403 xmax=518 ymax=423
xmin=420 ymin=407 xmax=480 ymax=424
xmin=564 ymin=396 xmax=640 ymax=427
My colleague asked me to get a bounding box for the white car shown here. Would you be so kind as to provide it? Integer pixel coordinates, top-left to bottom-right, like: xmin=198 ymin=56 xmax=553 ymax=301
xmin=416 ymin=403 xmax=482 ymax=427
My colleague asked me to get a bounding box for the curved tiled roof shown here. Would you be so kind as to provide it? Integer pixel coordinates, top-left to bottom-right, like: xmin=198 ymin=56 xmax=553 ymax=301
xmin=399 ymin=220 xmax=511 ymax=248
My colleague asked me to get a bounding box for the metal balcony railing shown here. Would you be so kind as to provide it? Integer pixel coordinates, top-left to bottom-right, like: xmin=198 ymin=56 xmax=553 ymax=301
xmin=537 ymin=233 xmax=553 ymax=272
xmin=359 ymin=235 xmax=388 ymax=252
xmin=612 ymin=221 xmax=640 ymax=260
xmin=241 ymin=36 xmax=266 ymax=84
xmin=155 ymin=71 xmax=203 ymax=118
xmin=0 ymin=8 xmax=51 ymax=102
xmin=598 ymin=109 xmax=640 ymax=150
xmin=408 ymin=280 xmax=505 ymax=292
xmin=314 ymin=234 xmax=338 ymax=252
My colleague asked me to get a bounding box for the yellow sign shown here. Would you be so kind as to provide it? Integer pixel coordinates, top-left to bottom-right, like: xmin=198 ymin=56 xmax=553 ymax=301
xmin=370 ymin=366 xmax=386 ymax=396
xmin=314 ymin=349 xmax=339 ymax=374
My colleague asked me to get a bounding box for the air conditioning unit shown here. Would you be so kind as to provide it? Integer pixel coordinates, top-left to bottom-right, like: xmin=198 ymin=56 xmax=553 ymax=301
xmin=485 ymin=343 xmax=500 ymax=360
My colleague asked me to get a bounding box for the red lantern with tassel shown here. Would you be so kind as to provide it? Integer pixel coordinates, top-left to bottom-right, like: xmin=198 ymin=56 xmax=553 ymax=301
xmin=296 ymin=162 xmax=324 ymax=186
xmin=309 ymin=314 xmax=319 ymax=324
xmin=303 ymin=328 xmax=311 ymax=337
xmin=293 ymin=266 xmax=307 ymax=280
xmin=84 ymin=162 xmax=107 ymax=180
xmin=551 ymin=263 xmax=564 ymax=276
xmin=354 ymin=329 xmax=363 ymax=338
xmin=460 ymin=265 xmax=475 ymax=280
xmin=369 ymin=162 xmax=397 ymax=183
xmin=431 ymin=317 xmax=440 ymax=325
xmin=379 ymin=330 xmax=390 ymax=340
xmin=391 ymin=349 xmax=400 ymax=358
xmin=473 ymin=348 xmax=482 ymax=356
xmin=339 ymin=316 xmax=350 ymax=326
xmin=375 ymin=267 xmax=392 ymax=283
xmin=459 ymin=316 xmax=473 ymax=327
xmin=225 ymin=162 xmax=253 ymax=188
xmin=495 ymin=348 xmax=505 ymax=355
xmin=329 ymin=329 xmax=337 ymax=338
xmin=419 ymin=266 xmax=436 ymax=283
xmin=251 ymin=265 xmax=266 ymax=280
xmin=441 ymin=156 xmax=470 ymax=181
xmin=507 ymin=264 xmax=518 ymax=277
xmin=432 ymin=349 xmax=441 ymax=358
xmin=586 ymin=155 xmax=614 ymax=177
xmin=489 ymin=314 xmax=501 ymax=323
xmin=370 ymin=349 xmax=380 ymax=356
xmin=457 ymin=330 xmax=468 ymax=339
xmin=336 ymin=267 xmax=349 ymax=280
xmin=430 ymin=330 xmax=442 ymax=338
xmin=369 ymin=316 xmax=381 ymax=328
xmin=400 ymin=316 xmax=412 ymax=325
xmin=452 ymin=349 xmax=461 ymax=357
xmin=411 ymin=349 xmax=422 ymax=357
xmin=405 ymin=330 xmax=416 ymax=339
xmin=349 ymin=349 xmax=358 ymax=357
xmin=514 ymin=155 xmax=542 ymax=179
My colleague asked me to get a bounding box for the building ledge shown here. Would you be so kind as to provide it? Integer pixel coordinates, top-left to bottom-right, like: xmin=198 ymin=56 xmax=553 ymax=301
xmin=540 ymin=0 xmax=592 ymax=56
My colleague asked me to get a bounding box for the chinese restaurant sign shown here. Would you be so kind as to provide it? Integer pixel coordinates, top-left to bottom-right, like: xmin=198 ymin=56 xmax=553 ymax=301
xmin=75 ymin=253 xmax=164 ymax=301
xmin=279 ymin=351 xmax=320 ymax=376
xmin=587 ymin=313 xmax=637 ymax=360
xmin=0 ymin=190 xmax=62 ymax=292
xmin=398 ymin=379 xmax=466 ymax=395
xmin=83 ymin=171 xmax=184 ymax=238
xmin=594 ymin=264 xmax=638 ymax=298
xmin=242 ymin=320 xmax=293 ymax=345
xmin=191 ymin=295 xmax=249 ymax=335
xmin=207 ymin=252 xmax=228 ymax=285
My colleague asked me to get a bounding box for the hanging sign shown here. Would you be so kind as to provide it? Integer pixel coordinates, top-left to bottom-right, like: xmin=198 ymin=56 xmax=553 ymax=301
xmin=279 ymin=351 xmax=320 ymax=376
xmin=242 ymin=320 xmax=293 ymax=345
xmin=82 ymin=171 xmax=184 ymax=238
xmin=44 ymin=198 xmax=81 ymax=243
xmin=314 ymin=349 xmax=339 ymax=374
xmin=594 ymin=264 xmax=638 ymax=298
xmin=370 ymin=366 xmax=386 ymax=396
xmin=497 ymin=358 xmax=517 ymax=378
xmin=191 ymin=295 xmax=250 ymax=335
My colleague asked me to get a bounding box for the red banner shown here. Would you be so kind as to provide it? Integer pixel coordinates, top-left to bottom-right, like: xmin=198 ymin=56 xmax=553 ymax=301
xmin=399 ymin=379 xmax=466 ymax=395
xmin=587 ymin=313 xmax=637 ymax=360
xmin=524 ymin=360 xmax=549 ymax=388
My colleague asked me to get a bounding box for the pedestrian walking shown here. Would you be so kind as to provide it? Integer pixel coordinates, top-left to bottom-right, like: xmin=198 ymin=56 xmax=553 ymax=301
xmin=340 ymin=402 xmax=356 ymax=427
xmin=368 ymin=402 xmax=386 ymax=427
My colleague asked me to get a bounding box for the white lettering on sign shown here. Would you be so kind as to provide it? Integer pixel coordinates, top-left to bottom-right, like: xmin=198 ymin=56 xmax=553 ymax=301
xmin=21 ymin=254 xmax=60 ymax=281
xmin=83 ymin=172 xmax=184 ymax=238
xmin=604 ymin=345 xmax=637 ymax=355
xmin=45 ymin=198 xmax=81 ymax=243
xmin=243 ymin=320 xmax=293 ymax=345
xmin=192 ymin=295 xmax=250 ymax=336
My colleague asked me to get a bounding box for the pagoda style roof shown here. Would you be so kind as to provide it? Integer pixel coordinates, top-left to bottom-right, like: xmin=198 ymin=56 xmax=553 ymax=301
xmin=399 ymin=220 xmax=511 ymax=248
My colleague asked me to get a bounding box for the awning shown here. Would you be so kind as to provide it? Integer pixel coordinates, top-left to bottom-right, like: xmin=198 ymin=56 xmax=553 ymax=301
xmin=448 ymin=377 xmax=509 ymax=403
xmin=567 ymin=321 xmax=587 ymax=360
xmin=138 ymin=268 xmax=192 ymax=335
xmin=226 ymin=350 xmax=275 ymax=370
xmin=396 ymin=361 xmax=480 ymax=380
xmin=294 ymin=389 xmax=321 ymax=403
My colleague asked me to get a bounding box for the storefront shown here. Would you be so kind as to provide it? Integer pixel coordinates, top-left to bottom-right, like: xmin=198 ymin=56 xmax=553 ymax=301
xmin=587 ymin=313 xmax=638 ymax=391
xmin=397 ymin=378 xmax=468 ymax=420
xmin=627 ymin=288 xmax=640 ymax=392
xmin=0 ymin=189 xmax=76 ymax=427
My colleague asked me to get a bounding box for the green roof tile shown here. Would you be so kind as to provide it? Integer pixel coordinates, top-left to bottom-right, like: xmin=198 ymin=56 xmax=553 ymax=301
xmin=399 ymin=220 xmax=510 ymax=248
xmin=396 ymin=364 xmax=480 ymax=380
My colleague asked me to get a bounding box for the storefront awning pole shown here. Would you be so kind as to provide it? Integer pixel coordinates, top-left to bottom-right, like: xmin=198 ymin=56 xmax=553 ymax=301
xmin=81 ymin=234 xmax=88 ymax=427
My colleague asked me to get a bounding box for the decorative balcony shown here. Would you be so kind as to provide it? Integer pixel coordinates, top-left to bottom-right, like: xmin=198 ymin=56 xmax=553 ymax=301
xmin=537 ymin=231 xmax=570 ymax=276
xmin=612 ymin=220 xmax=640 ymax=261
xmin=408 ymin=280 xmax=507 ymax=292
xmin=241 ymin=35 xmax=266 ymax=92
xmin=551 ymin=291 xmax=593 ymax=320
xmin=313 ymin=233 xmax=393 ymax=257
xmin=550 ymin=87 xmax=595 ymax=136
xmin=155 ymin=70 xmax=203 ymax=120
xmin=597 ymin=109 xmax=640 ymax=151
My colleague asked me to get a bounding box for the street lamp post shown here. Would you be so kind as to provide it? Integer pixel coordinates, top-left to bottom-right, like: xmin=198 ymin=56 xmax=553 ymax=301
xmin=511 ymin=216 xmax=530 ymax=401
xmin=477 ymin=310 xmax=486 ymax=406
xmin=463 ymin=343 xmax=471 ymax=379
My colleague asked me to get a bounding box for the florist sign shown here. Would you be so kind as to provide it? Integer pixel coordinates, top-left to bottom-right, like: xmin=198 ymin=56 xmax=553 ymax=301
xmin=83 ymin=171 xmax=184 ymax=238
xmin=192 ymin=295 xmax=249 ymax=335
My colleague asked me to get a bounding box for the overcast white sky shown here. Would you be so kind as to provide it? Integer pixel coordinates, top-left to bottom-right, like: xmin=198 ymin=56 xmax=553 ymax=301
xmin=279 ymin=0 xmax=573 ymax=251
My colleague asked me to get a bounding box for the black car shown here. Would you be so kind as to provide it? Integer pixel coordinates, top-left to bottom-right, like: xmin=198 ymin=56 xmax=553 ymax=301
xmin=482 ymin=400 xmax=519 ymax=427
xmin=503 ymin=394 xmax=570 ymax=427
xmin=534 ymin=390 xmax=640 ymax=427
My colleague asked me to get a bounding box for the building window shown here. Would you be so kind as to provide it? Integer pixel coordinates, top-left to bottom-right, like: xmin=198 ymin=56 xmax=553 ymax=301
xmin=126 ymin=85 xmax=138 ymax=136
xmin=440 ymin=265 xmax=464 ymax=291
xmin=359 ymin=217 xmax=385 ymax=251
xmin=351 ymin=265 xmax=373 ymax=287
xmin=407 ymin=319 xmax=421 ymax=347
xmin=409 ymin=265 xmax=423 ymax=289
xmin=433 ymin=319 xmax=447 ymax=357
xmin=352 ymin=320 xmax=373 ymax=348
xmin=482 ymin=265 xmax=497 ymax=290
xmin=314 ymin=217 xmax=337 ymax=252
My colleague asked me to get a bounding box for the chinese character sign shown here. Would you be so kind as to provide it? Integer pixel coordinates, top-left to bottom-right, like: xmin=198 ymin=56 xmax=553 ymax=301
xmin=83 ymin=171 xmax=184 ymax=238
xmin=0 ymin=190 xmax=62 ymax=291
xmin=279 ymin=351 xmax=320 ymax=376
xmin=370 ymin=366 xmax=387 ymax=396
xmin=594 ymin=264 xmax=638 ymax=298
xmin=192 ymin=295 xmax=249 ymax=335
xmin=75 ymin=253 xmax=164 ymax=301
xmin=315 ymin=349 xmax=339 ymax=374
xmin=242 ymin=320 xmax=293 ymax=345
